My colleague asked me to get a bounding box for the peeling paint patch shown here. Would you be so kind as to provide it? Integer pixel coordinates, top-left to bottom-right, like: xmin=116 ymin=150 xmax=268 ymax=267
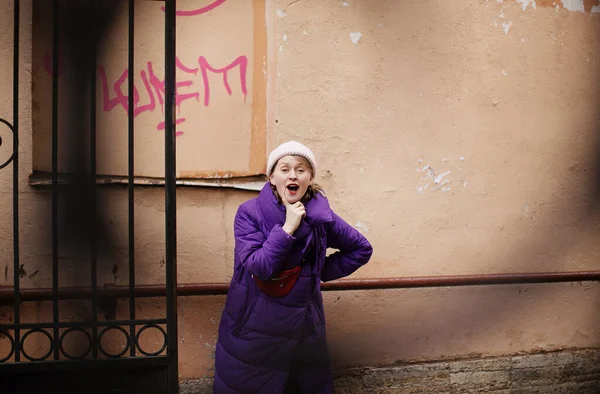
xmin=502 ymin=70 xmax=509 ymax=76
xmin=283 ymin=34 xmax=288 ymax=42
xmin=349 ymin=32 xmax=362 ymax=44
xmin=416 ymin=160 xmax=467 ymax=194
xmin=434 ymin=171 xmax=451 ymax=184
xmin=531 ymin=0 xmax=600 ymax=12
xmin=502 ymin=21 xmax=512 ymax=34
xmin=560 ymin=0 xmax=585 ymax=12
xmin=517 ymin=0 xmax=537 ymax=10
xmin=276 ymin=8 xmax=286 ymax=18
xmin=112 ymin=264 xmax=119 ymax=282
xmin=416 ymin=165 xmax=448 ymax=193
xmin=342 ymin=1 xmax=350 ymax=6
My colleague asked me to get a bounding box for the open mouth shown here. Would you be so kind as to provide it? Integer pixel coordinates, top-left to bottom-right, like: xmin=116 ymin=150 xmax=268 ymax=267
xmin=286 ymin=184 xmax=299 ymax=193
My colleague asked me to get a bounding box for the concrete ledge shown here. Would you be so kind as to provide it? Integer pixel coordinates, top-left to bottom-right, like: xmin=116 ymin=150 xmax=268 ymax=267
xmin=180 ymin=348 xmax=600 ymax=393
xmin=28 ymin=171 xmax=267 ymax=191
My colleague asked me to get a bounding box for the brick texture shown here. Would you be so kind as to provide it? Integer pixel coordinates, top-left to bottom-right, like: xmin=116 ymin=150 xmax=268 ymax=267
xmin=180 ymin=348 xmax=600 ymax=393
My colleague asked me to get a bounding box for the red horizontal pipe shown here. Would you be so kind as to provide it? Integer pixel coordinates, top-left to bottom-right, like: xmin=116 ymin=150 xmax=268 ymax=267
xmin=0 ymin=271 xmax=599 ymax=303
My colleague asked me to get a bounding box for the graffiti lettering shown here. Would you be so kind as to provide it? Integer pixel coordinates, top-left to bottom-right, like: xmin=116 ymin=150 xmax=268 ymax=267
xmin=157 ymin=118 xmax=186 ymax=137
xmin=43 ymin=53 xmax=62 ymax=76
xmin=198 ymin=55 xmax=247 ymax=106
xmin=42 ymin=1 xmax=247 ymax=137
xmin=78 ymin=55 xmax=248 ymax=137
xmin=161 ymin=0 xmax=227 ymax=17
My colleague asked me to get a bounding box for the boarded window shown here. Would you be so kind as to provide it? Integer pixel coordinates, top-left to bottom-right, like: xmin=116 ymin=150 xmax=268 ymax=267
xmin=32 ymin=0 xmax=268 ymax=180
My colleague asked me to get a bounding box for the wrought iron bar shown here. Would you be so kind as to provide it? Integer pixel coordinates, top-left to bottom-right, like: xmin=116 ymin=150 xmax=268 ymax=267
xmin=51 ymin=0 xmax=60 ymax=361
xmin=90 ymin=0 xmax=99 ymax=361
xmin=0 ymin=319 xmax=168 ymax=330
xmin=12 ymin=0 xmax=21 ymax=363
xmin=0 ymin=356 xmax=171 ymax=374
xmin=128 ymin=0 xmax=136 ymax=358
xmin=0 ymin=319 xmax=169 ymax=362
xmin=164 ymin=0 xmax=179 ymax=392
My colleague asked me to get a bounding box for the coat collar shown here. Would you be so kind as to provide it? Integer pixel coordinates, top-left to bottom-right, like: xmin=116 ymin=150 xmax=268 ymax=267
xmin=256 ymin=182 xmax=333 ymax=232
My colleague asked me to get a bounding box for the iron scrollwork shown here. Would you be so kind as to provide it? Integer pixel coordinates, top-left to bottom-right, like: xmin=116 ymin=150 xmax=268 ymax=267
xmin=0 ymin=323 xmax=168 ymax=363
xmin=0 ymin=118 xmax=14 ymax=170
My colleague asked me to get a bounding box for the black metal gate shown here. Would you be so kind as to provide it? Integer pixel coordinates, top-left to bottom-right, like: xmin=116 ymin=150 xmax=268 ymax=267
xmin=0 ymin=1 xmax=179 ymax=393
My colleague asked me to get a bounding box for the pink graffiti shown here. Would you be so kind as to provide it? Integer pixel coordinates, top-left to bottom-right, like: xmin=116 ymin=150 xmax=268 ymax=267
xmin=198 ymin=55 xmax=247 ymax=106
xmin=157 ymin=118 xmax=185 ymax=137
xmin=161 ymin=0 xmax=227 ymax=17
xmin=43 ymin=53 xmax=62 ymax=76
xmin=96 ymin=55 xmax=248 ymax=136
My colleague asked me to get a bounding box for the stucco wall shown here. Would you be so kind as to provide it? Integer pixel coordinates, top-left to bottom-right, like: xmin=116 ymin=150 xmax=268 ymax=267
xmin=1 ymin=0 xmax=600 ymax=381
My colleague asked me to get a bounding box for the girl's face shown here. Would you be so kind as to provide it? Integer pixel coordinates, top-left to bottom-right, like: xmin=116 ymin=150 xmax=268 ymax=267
xmin=269 ymin=155 xmax=313 ymax=204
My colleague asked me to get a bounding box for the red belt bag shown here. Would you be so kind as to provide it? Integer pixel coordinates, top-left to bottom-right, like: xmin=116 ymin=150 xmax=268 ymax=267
xmin=253 ymin=266 xmax=302 ymax=298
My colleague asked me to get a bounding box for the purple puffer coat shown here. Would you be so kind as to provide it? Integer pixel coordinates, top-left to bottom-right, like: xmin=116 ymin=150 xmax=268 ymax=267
xmin=213 ymin=183 xmax=373 ymax=394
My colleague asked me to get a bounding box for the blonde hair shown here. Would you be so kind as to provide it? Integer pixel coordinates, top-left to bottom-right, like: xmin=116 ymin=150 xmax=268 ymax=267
xmin=270 ymin=155 xmax=325 ymax=203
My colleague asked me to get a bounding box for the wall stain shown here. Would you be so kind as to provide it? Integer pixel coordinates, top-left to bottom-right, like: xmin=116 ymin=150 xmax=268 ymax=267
xmin=99 ymin=284 xmax=117 ymax=321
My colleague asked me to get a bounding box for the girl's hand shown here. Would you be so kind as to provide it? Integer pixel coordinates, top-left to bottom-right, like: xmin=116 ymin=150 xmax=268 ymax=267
xmin=282 ymin=200 xmax=305 ymax=236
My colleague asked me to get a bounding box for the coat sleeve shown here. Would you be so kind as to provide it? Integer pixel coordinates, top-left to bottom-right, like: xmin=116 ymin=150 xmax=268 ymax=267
xmin=234 ymin=204 xmax=296 ymax=280
xmin=321 ymin=212 xmax=373 ymax=282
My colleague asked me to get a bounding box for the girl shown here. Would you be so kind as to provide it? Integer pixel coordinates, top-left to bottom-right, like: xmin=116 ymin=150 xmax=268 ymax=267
xmin=214 ymin=141 xmax=373 ymax=393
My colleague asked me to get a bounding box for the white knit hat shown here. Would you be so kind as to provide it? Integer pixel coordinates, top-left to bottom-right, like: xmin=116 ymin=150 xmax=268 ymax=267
xmin=267 ymin=141 xmax=317 ymax=176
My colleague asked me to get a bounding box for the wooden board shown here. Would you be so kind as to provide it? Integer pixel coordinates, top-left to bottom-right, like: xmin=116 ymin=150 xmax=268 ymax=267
xmin=32 ymin=0 xmax=268 ymax=179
